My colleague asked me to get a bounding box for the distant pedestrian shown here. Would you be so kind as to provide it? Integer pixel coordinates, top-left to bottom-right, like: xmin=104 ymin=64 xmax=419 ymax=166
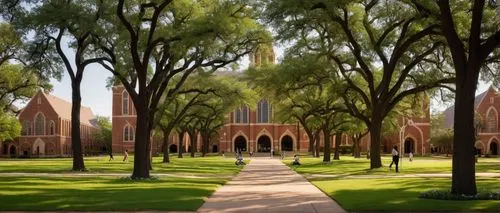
xmin=109 ymin=152 xmax=114 ymax=161
xmin=222 ymin=150 xmax=225 ymax=157
xmin=292 ymin=154 xmax=301 ymax=165
xmin=123 ymin=149 xmax=129 ymax=162
xmin=271 ymin=149 xmax=274 ymax=158
xmin=409 ymin=151 xmax=413 ymax=162
xmin=281 ymin=151 xmax=285 ymax=159
xmin=389 ymin=145 xmax=399 ymax=172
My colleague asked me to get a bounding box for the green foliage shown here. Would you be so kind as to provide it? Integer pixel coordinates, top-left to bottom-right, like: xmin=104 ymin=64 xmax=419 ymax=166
xmin=92 ymin=116 xmax=112 ymax=152
xmin=0 ymin=111 xmax=21 ymax=142
xmin=430 ymin=113 xmax=453 ymax=151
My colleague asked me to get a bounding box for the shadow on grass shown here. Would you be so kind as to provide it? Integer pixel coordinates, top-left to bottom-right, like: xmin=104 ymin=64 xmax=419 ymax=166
xmin=314 ymin=178 xmax=500 ymax=212
xmin=0 ymin=176 xmax=223 ymax=211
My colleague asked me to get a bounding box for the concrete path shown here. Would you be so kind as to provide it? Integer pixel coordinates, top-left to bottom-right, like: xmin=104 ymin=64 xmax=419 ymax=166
xmin=197 ymin=158 xmax=347 ymax=213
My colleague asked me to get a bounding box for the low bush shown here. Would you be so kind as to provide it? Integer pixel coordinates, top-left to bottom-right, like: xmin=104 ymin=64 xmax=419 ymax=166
xmin=419 ymin=189 xmax=500 ymax=200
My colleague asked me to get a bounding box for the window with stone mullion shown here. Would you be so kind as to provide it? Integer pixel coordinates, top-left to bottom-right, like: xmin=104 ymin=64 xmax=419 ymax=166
xmin=257 ymin=100 xmax=271 ymax=123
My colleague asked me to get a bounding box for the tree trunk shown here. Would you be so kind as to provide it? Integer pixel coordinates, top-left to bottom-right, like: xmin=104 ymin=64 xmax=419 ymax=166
xmin=178 ymin=131 xmax=184 ymax=158
xmin=71 ymin=82 xmax=85 ymax=171
xmin=322 ymin=129 xmax=331 ymax=162
xmin=353 ymin=136 xmax=361 ymax=158
xmin=314 ymin=131 xmax=320 ymax=158
xmin=451 ymin=65 xmax=479 ymax=195
xmin=162 ymin=128 xmax=172 ymax=163
xmin=147 ymin=114 xmax=155 ymax=170
xmin=306 ymin=131 xmax=315 ymax=157
xmin=132 ymin=100 xmax=150 ymax=179
xmin=189 ymin=130 xmax=197 ymax=158
xmin=334 ymin=133 xmax=341 ymax=160
xmin=369 ymin=116 xmax=383 ymax=168
xmin=201 ymin=131 xmax=209 ymax=157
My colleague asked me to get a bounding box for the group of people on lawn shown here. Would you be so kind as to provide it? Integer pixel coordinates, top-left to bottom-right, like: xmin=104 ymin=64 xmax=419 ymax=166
xmin=108 ymin=146 xmax=411 ymax=171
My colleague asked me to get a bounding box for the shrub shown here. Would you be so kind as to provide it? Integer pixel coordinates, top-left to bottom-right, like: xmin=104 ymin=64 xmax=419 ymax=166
xmin=419 ymin=189 xmax=500 ymax=200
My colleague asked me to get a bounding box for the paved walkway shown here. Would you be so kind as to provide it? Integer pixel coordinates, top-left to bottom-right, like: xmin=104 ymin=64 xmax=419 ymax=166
xmin=197 ymin=158 xmax=346 ymax=213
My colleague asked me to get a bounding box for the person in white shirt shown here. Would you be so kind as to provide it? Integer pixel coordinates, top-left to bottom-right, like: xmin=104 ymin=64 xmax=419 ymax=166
xmin=409 ymin=151 xmax=413 ymax=162
xmin=389 ymin=145 xmax=399 ymax=172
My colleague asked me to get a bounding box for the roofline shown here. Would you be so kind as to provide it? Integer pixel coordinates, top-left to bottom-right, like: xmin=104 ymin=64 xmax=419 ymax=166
xmin=40 ymin=91 xmax=63 ymax=121
xmin=475 ymin=86 xmax=494 ymax=110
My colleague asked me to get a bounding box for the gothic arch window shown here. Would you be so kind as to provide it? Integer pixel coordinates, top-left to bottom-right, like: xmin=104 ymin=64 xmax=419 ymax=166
xmin=123 ymin=125 xmax=135 ymax=142
xmin=257 ymin=100 xmax=272 ymax=123
xmin=49 ymin=121 xmax=55 ymax=135
xmin=122 ymin=90 xmax=129 ymax=115
xmin=22 ymin=120 xmax=32 ymax=135
xmin=34 ymin=113 xmax=45 ymax=135
xmin=234 ymin=106 xmax=249 ymax=123
xmin=486 ymin=108 xmax=498 ymax=133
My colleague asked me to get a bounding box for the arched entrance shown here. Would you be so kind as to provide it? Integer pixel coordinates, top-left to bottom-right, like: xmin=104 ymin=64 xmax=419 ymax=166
xmin=212 ymin=145 xmax=218 ymax=153
xmin=257 ymin=135 xmax=271 ymax=152
xmin=169 ymin=144 xmax=178 ymax=153
xmin=9 ymin=145 xmax=16 ymax=156
xmin=490 ymin=139 xmax=498 ymax=155
xmin=281 ymin=135 xmax=293 ymax=151
xmin=33 ymin=138 xmax=45 ymax=156
xmin=234 ymin=136 xmax=247 ymax=152
xmin=404 ymin=138 xmax=415 ymax=154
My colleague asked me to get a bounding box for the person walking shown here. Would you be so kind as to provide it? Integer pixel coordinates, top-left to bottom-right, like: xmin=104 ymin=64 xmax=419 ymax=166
xmin=409 ymin=150 xmax=413 ymax=162
xmin=123 ymin=149 xmax=129 ymax=162
xmin=108 ymin=151 xmax=114 ymax=161
xmin=389 ymin=145 xmax=399 ymax=172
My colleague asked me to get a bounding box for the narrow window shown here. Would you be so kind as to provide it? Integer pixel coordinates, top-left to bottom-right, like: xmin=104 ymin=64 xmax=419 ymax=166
xmin=49 ymin=121 xmax=55 ymax=135
xmin=34 ymin=113 xmax=45 ymax=135
xmin=122 ymin=91 xmax=129 ymax=115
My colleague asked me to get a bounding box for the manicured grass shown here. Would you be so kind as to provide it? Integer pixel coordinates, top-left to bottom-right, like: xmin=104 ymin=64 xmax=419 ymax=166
xmin=284 ymin=156 xmax=500 ymax=176
xmin=0 ymin=176 xmax=223 ymax=211
xmin=313 ymin=178 xmax=500 ymax=212
xmin=0 ymin=155 xmax=242 ymax=175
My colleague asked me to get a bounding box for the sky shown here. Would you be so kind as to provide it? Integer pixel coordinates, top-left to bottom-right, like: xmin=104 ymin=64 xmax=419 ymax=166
xmin=45 ymin=44 xmax=490 ymax=119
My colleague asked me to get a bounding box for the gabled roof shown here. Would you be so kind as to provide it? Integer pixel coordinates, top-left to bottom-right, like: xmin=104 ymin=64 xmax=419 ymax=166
xmin=442 ymin=86 xmax=497 ymax=129
xmin=41 ymin=92 xmax=96 ymax=126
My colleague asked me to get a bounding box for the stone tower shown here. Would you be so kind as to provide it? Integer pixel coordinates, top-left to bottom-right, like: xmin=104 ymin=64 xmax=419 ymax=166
xmin=249 ymin=43 xmax=275 ymax=67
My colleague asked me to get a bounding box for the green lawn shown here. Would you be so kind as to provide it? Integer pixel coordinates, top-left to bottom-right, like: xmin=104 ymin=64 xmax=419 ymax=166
xmin=0 ymin=176 xmax=223 ymax=211
xmin=313 ymin=178 xmax=500 ymax=212
xmin=0 ymin=155 xmax=244 ymax=211
xmin=285 ymin=156 xmax=500 ymax=176
xmin=0 ymin=155 xmax=242 ymax=175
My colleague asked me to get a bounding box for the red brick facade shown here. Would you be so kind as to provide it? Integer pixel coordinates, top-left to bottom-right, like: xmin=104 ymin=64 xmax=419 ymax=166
xmin=1 ymin=91 xmax=97 ymax=157
xmin=444 ymin=87 xmax=500 ymax=155
xmin=111 ymin=46 xmax=431 ymax=155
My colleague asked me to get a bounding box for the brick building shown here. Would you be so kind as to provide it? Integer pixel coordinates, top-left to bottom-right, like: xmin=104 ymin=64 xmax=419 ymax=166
xmin=111 ymin=45 xmax=431 ymax=155
xmin=444 ymin=86 xmax=500 ymax=155
xmin=1 ymin=90 xmax=97 ymax=157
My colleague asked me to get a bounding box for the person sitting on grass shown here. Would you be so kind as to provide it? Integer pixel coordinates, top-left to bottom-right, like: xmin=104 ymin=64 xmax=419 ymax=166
xmin=235 ymin=153 xmax=245 ymax=165
xmin=292 ymin=154 xmax=301 ymax=165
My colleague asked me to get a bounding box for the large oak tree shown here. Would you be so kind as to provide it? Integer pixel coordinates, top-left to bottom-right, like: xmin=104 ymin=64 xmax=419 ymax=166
xmin=96 ymin=0 xmax=268 ymax=178
xmin=262 ymin=0 xmax=454 ymax=168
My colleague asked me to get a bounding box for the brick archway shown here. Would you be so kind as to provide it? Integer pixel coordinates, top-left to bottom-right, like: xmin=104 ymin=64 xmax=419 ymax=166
xmin=257 ymin=135 xmax=272 ymax=152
